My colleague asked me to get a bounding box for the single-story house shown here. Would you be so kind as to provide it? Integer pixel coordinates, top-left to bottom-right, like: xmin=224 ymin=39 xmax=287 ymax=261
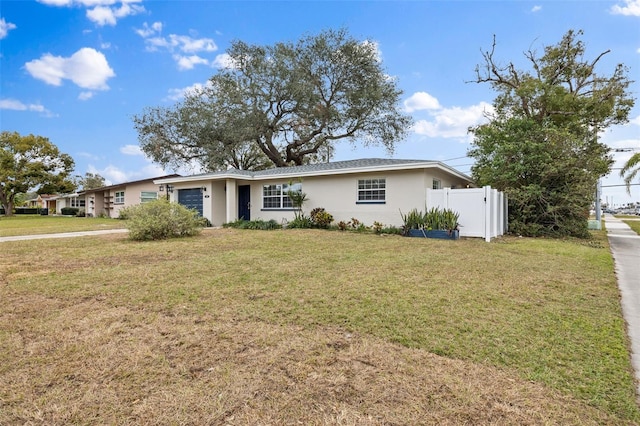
xmin=25 ymin=194 xmax=57 ymax=210
xmin=154 ymin=158 xmax=474 ymax=228
xmin=53 ymin=193 xmax=86 ymax=214
xmin=79 ymin=174 xmax=180 ymax=218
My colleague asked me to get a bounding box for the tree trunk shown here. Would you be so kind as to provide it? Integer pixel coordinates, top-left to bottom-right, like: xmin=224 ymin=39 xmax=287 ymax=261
xmin=2 ymin=200 xmax=14 ymax=217
xmin=0 ymin=190 xmax=13 ymax=216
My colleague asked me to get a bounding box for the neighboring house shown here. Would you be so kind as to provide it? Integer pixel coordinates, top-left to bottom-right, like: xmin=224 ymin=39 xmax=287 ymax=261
xmin=79 ymin=175 xmax=180 ymax=218
xmin=26 ymin=194 xmax=57 ymax=211
xmin=154 ymin=158 xmax=474 ymax=227
xmin=53 ymin=193 xmax=86 ymax=214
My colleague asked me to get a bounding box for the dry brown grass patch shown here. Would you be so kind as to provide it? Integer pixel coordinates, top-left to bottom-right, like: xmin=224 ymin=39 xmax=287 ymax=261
xmin=0 ymin=294 xmax=626 ymax=425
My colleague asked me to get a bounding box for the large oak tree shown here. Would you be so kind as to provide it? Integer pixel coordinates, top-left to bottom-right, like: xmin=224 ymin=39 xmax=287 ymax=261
xmin=468 ymin=30 xmax=634 ymax=237
xmin=0 ymin=131 xmax=75 ymax=216
xmin=133 ymin=28 xmax=412 ymax=171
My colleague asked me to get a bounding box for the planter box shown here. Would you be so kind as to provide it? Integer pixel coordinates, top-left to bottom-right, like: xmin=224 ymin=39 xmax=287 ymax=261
xmin=407 ymin=229 xmax=459 ymax=240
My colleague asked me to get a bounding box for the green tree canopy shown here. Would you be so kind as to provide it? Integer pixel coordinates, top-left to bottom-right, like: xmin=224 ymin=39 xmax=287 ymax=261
xmin=76 ymin=172 xmax=107 ymax=191
xmin=468 ymin=30 xmax=634 ymax=237
xmin=133 ymin=28 xmax=412 ymax=171
xmin=0 ymin=131 xmax=75 ymax=216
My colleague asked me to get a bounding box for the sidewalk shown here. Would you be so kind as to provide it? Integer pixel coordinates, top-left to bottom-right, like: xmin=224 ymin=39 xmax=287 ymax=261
xmin=604 ymin=214 xmax=640 ymax=399
xmin=0 ymin=228 xmax=128 ymax=242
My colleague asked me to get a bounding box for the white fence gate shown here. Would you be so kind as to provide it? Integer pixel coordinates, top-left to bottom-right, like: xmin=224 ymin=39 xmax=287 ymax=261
xmin=426 ymin=186 xmax=507 ymax=242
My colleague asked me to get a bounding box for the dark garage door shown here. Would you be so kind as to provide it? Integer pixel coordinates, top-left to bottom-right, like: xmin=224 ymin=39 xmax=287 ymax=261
xmin=177 ymin=188 xmax=203 ymax=216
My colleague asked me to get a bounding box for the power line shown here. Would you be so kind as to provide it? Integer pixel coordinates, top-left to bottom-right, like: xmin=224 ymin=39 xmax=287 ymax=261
xmin=441 ymin=155 xmax=469 ymax=162
xmin=601 ymin=183 xmax=640 ymax=188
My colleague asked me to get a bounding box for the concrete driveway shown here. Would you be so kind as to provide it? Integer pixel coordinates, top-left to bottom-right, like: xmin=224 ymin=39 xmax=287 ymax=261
xmin=604 ymin=214 xmax=640 ymax=399
xmin=0 ymin=228 xmax=128 ymax=242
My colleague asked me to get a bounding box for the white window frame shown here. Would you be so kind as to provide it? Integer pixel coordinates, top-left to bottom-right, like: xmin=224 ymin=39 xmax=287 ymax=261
xmin=140 ymin=191 xmax=158 ymax=203
xmin=114 ymin=191 xmax=125 ymax=204
xmin=357 ymin=178 xmax=386 ymax=203
xmin=262 ymin=182 xmax=301 ymax=210
xmin=70 ymin=197 xmax=85 ymax=208
xmin=432 ymin=179 xmax=442 ymax=190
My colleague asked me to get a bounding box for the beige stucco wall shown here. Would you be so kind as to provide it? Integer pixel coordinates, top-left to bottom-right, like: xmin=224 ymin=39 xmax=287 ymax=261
xmin=240 ymin=169 xmax=470 ymax=228
xmin=83 ymin=181 xmax=162 ymax=218
xmin=162 ymin=167 xmax=471 ymax=227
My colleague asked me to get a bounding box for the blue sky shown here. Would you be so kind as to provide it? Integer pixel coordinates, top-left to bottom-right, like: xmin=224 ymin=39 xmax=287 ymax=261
xmin=1 ymin=0 xmax=639 ymax=206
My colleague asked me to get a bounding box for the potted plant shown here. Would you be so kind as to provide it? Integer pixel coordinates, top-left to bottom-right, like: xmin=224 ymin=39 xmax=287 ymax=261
xmin=400 ymin=207 xmax=460 ymax=240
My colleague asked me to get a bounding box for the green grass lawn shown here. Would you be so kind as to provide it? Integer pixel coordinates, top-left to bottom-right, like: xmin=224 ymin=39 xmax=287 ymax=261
xmin=0 ymin=229 xmax=638 ymax=424
xmin=622 ymin=219 xmax=640 ymax=235
xmin=0 ymin=214 xmax=127 ymax=237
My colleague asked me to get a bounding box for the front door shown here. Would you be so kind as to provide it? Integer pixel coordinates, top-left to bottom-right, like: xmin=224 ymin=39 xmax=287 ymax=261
xmin=238 ymin=185 xmax=251 ymax=221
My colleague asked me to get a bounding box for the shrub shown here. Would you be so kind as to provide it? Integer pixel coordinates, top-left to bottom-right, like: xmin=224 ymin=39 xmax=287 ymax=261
xmin=337 ymin=221 xmax=349 ymax=231
xmin=117 ymin=208 xmax=131 ymax=220
xmin=287 ymin=215 xmax=313 ymax=229
xmin=76 ymin=210 xmax=86 ymax=217
xmin=400 ymin=207 xmax=460 ymax=234
xmin=350 ymin=218 xmax=368 ymax=232
xmin=61 ymin=207 xmax=79 ymax=216
xmin=379 ymin=225 xmax=402 ymax=235
xmin=310 ymin=208 xmax=334 ymax=228
xmin=372 ymin=221 xmax=384 ymax=234
xmin=223 ymin=219 xmax=281 ymax=230
xmin=125 ymin=199 xmax=205 ymax=241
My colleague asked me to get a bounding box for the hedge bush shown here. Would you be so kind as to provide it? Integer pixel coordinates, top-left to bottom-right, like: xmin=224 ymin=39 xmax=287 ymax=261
xmin=122 ymin=199 xmax=205 ymax=241
xmin=61 ymin=207 xmax=79 ymax=216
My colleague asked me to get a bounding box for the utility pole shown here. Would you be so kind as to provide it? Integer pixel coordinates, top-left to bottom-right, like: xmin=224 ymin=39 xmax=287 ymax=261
xmin=595 ymin=179 xmax=602 ymax=222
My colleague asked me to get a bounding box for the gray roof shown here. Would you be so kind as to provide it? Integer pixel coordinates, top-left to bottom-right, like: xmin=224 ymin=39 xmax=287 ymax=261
xmin=155 ymin=158 xmax=472 ymax=183
xmin=253 ymin=158 xmax=435 ymax=176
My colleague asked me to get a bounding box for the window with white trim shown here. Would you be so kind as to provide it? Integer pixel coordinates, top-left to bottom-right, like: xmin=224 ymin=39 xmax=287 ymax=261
xmin=140 ymin=191 xmax=158 ymax=203
xmin=70 ymin=197 xmax=85 ymax=208
xmin=262 ymin=182 xmax=301 ymax=209
xmin=115 ymin=191 xmax=125 ymax=204
xmin=357 ymin=178 xmax=386 ymax=202
xmin=432 ymin=179 xmax=442 ymax=190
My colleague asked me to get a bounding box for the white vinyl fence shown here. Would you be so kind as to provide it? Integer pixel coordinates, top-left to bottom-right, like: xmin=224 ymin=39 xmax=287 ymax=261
xmin=426 ymin=186 xmax=507 ymax=242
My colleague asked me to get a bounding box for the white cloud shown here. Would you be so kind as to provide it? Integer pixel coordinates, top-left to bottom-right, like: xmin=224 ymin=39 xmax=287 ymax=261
xmin=135 ymin=21 xmax=218 ymax=70
xmin=0 ymin=98 xmax=53 ymax=116
xmin=610 ymin=0 xmax=640 ymax=16
xmin=120 ymin=144 xmax=143 ymax=156
xmin=25 ymin=47 xmax=115 ymax=90
xmin=165 ymin=81 xmax=212 ymax=101
xmin=87 ymin=2 xmax=144 ymax=26
xmin=87 ymin=160 xmax=169 ymax=185
xmin=135 ymin=21 xmax=162 ymax=38
xmin=141 ymin=162 xmax=166 ymax=177
xmin=38 ymin=0 xmax=144 ymax=25
xmin=531 ymin=5 xmax=542 ymax=12
xmin=211 ymin=53 xmax=235 ymax=69
xmin=78 ymin=91 xmax=94 ymax=100
xmin=630 ymin=115 xmax=640 ymax=126
xmin=412 ymin=101 xmax=494 ymax=140
xmin=175 ymin=54 xmax=209 ymax=70
xmin=168 ymin=34 xmax=217 ymax=53
xmin=404 ymin=92 xmax=441 ymax=112
xmin=88 ymin=164 xmax=126 ymax=185
xmin=0 ymin=18 xmax=17 ymax=39
xmin=100 ymin=42 xmax=111 ymax=49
